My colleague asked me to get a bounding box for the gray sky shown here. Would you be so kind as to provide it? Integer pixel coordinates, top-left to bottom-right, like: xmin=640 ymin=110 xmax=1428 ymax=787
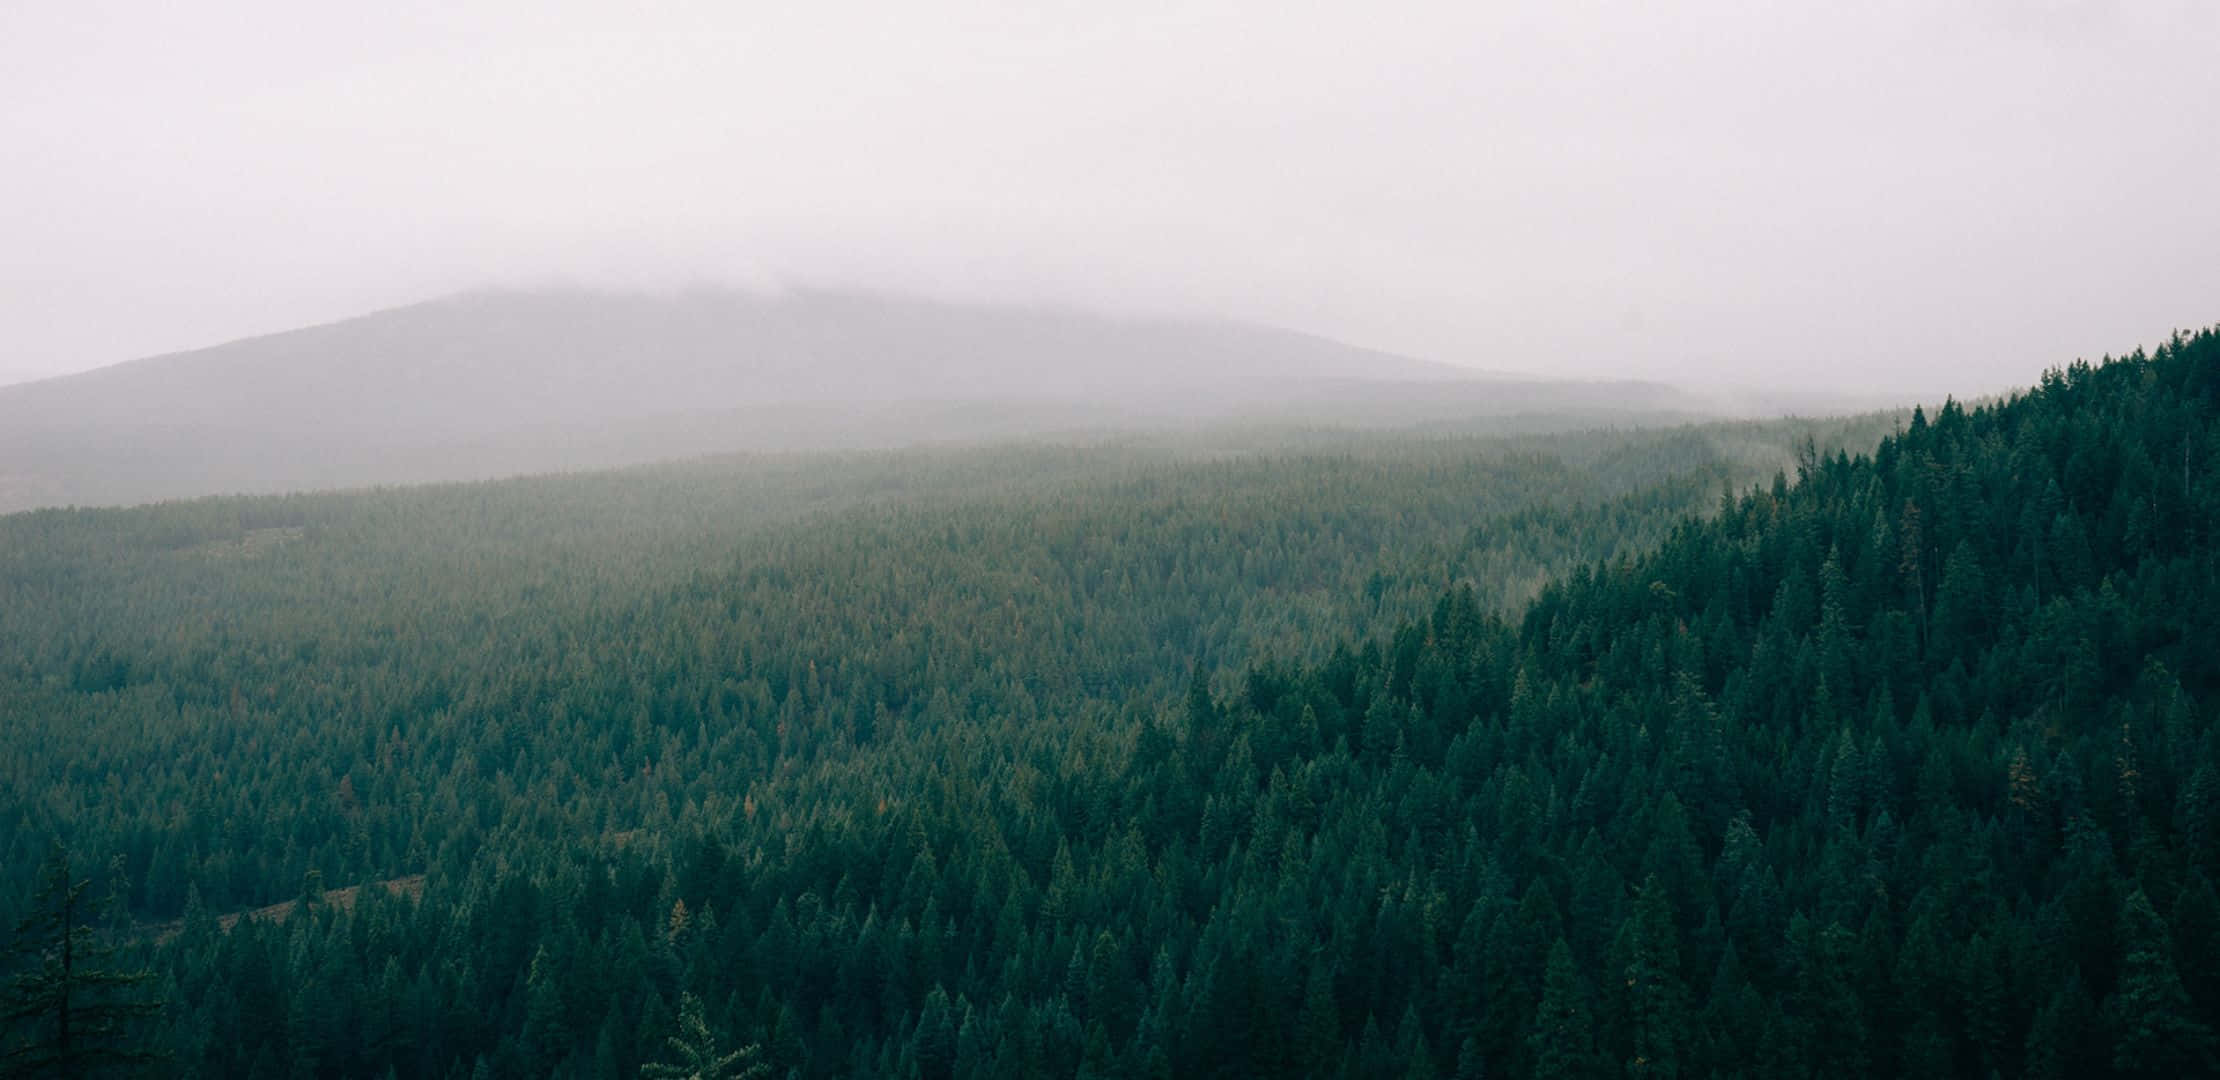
xmin=4 ymin=1 xmax=2216 ymax=396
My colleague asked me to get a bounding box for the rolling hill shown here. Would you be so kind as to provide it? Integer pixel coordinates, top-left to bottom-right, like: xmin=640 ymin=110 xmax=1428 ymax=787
xmin=0 ymin=288 xmax=1706 ymax=511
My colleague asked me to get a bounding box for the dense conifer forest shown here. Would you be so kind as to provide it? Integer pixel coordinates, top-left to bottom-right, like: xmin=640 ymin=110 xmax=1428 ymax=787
xmin=6 ymin=330 xmax=2220 ymax=1077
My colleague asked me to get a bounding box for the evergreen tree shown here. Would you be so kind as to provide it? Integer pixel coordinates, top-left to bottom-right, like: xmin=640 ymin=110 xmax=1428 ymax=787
xmin=1529 ymin=939 xmax=1598 ymax=1080
xmin=2023 ymin=974 xmax=2099 ymax=1080
xmin=1619 ymin=876 xmax=1688 ymax=1079
xmin=641 ymin=992 xmax=765 ymax=1080
xmin=2107 ymin=890 xmax=2216 ymax=1079
xmin=0 ymin=844 xmax=165 ymax=1079
xmin=1297 ymin=963 xmax=1342 ymax=1074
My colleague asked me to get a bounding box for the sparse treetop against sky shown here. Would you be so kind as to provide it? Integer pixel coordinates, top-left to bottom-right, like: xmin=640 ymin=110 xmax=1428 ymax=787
xmin=3 ymin=1 xmax=2215 ymax=394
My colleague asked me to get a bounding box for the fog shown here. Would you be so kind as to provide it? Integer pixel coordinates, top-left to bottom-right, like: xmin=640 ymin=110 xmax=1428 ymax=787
xmin=4 ymin=2 xmax=2217 ymax=396
xmin=0 ymin=288 xmax=1737 ymax=511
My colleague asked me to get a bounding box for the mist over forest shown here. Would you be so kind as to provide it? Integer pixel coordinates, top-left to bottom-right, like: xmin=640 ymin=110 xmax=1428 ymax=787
xmin=7 ymin=4 xmax=2220 ymax=1079
xmin=0 ymin=288 xmax=1730 ymax=513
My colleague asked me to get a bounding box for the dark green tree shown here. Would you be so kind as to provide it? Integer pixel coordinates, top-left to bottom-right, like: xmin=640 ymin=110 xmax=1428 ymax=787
xmin=1618 ymin=876 xmax=1689 ymax=1079
xmin=0 ymin=844 xmax=165 ymax=1079
xmin=2107 ymin=890 xmax=2216 ymax=1079
xmin=1529 ymin=939 xmax=1598 ymax=1080
xmin=642 ymin=992 xmax=766 ymax=1080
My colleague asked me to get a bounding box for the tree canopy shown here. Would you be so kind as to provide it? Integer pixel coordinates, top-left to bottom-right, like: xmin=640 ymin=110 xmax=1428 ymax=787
xmin=5 ymin=329 xmax=2220 ymax=1077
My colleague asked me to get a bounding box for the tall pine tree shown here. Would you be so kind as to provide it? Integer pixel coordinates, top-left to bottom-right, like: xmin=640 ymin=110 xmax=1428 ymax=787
xmin=0 ymin=844 xmax=165 ymax=1079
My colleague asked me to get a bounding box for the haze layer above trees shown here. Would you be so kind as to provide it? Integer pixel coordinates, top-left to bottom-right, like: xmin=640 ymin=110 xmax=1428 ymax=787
xmin=0 ymin=289 xmax=1710 ymax=512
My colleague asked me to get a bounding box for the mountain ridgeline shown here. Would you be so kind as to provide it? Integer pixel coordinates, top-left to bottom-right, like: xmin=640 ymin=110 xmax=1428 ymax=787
xmin=1 ymin=327 xmax=2217 ymax=1079
xmin=0 ymin=289 xmax=1706 ymax=513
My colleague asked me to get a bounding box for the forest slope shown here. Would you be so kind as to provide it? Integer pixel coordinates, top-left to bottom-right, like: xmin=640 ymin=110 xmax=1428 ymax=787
xmin=0 ymin=413 xmax=1903 ymax=1078
xmin=14 ymin=318 xmax=2218 ymax=1080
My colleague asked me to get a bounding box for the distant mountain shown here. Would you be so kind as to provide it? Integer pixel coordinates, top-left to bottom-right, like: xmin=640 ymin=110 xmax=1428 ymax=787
xmin=0 ymin=364 xmax=67 ymax=389
xmin=0 ymin=288 xmax=1705 ymax=511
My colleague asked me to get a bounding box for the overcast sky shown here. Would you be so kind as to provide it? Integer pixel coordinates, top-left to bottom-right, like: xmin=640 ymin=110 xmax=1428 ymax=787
xmin=4 ymin=1 xmax=2215 ymax=395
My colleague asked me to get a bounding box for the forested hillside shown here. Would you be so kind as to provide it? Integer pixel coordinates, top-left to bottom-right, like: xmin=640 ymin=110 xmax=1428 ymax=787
xmin=7 ymin=327 xmax=2220 ymax=1078
xmin=2 ymin=418 xmax=1882 ymax=914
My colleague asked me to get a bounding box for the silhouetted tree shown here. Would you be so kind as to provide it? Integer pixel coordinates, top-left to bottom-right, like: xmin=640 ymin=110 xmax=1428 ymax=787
xmin=0 ymin=844 xmax=165 ymax=1079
